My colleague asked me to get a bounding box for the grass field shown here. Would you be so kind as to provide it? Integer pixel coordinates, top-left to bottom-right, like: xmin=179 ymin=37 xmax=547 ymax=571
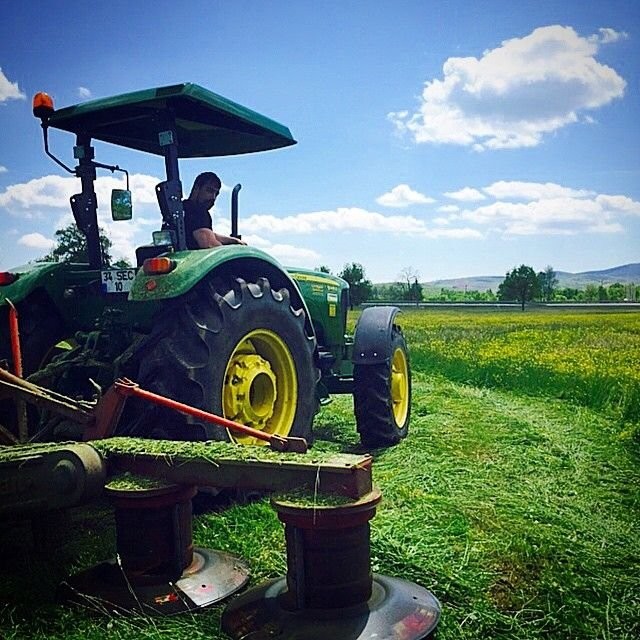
xmin=1 ymin=307 xmax=638 ymax=639
xmin=398 ymin=307 xmax=640 ymax=427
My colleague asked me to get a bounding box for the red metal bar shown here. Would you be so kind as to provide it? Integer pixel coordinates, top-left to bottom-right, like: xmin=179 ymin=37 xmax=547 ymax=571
xmin=6 ymin=299 xmax=22 ymax=378
xmin=114 ymin=378 xmax=274 ymax=444
xmin=5 ymin=299 xmax=28 ymax=442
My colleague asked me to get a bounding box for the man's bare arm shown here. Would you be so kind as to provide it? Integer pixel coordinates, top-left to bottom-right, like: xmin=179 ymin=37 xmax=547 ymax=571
xmin=215 ymin=232 xmax=246 ymax=246
xmin=192 ymin=228 xmax=246 ymax=248
xmin=193 ymin=228 xmax=222 ymax=248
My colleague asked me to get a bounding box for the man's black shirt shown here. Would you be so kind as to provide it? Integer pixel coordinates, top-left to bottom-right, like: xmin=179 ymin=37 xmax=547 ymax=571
xmin=183 ymin=199 xmax=212 ymax=249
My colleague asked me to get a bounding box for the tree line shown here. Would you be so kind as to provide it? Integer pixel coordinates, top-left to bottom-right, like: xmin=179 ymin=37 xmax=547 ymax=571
xmin=41 ymin=227 xmax=634 ymax=309
xmin=331 ymin=262 xmax=636 ymax=309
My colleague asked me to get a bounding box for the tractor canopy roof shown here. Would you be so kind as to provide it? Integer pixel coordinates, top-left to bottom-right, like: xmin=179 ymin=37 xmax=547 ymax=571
xmin=46 ymin=83 xmax=296 ymax=157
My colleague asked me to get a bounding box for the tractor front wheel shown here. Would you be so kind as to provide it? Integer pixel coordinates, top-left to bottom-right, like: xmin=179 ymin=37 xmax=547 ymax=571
xmin=353 ymin=326 xmax=411 ymax=448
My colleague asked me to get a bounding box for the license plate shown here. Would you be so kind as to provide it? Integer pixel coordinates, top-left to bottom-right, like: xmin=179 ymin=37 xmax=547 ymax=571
xmin=101 ymin=269 xmax=136 ymax=293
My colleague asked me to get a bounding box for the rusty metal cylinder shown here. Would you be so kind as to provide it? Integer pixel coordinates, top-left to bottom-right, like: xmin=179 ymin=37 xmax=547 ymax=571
xmin=272 ymin=488 xmax=382 ymax=610
xmin=107 ymin=484 xmax=197 ymax=584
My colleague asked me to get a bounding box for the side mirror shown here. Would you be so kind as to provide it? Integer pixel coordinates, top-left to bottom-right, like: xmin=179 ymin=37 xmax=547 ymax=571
xmin=111 ymin=189 xmax=132 ymax=221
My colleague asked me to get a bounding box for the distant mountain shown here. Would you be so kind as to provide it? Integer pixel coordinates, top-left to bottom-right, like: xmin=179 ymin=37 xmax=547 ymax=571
xmin=420 ymin=263 xmax=640 ymax=292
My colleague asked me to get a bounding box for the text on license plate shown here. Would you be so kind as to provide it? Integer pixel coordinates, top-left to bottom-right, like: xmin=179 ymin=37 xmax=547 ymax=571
xmin=101 ymin=269 xmax=136 ymax=293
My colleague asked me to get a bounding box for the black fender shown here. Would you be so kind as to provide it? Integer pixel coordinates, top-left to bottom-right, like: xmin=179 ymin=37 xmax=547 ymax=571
xmin=352 ymin=306 xmax=400 ymax=365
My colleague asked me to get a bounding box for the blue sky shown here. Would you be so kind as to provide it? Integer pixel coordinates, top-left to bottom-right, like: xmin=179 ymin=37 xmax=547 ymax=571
xmin=1 ymin=1 xmax=638 ymax=282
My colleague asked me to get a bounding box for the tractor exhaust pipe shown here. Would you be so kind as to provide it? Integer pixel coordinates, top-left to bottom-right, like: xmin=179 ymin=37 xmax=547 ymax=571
xmin=231 ymin=183 xmax=242 ymax=239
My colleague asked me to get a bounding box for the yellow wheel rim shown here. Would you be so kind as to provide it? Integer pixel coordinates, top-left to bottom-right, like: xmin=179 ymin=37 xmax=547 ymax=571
xmin=390 ymin=346 xmax=409 ymax=427
xmin=222 ymin=329 xmax=297 ymax=445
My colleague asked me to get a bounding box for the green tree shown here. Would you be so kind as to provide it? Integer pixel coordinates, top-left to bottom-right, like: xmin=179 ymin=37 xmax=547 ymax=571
xmin=583 ymin=284 xmax=599 ymax=302
xmin=607 ymin=282 xmax=626 ymax=301
xmin=397 ymin=266 xmax=421 ymax=302
xmin=409 ymin=278 xmax=423 ymax=304
xmin=339 ymin=262 xmax=373 ymax=308
xmin=42 ymin=223 xmax=114 ymax=266
xmin=317 ymin=265 xmax=332 ymax=274
xmin=537 ymin=265 xmax=558 ymax=302
xmin=374 ymin=283 xmax=403 ymax=301
xmin=558 ymin=287 xmax=580 ymax=301
xmin=498 ymin=265 xmax=541 ymax=311
xmin=597 ymin=285 xmax=609 ymax=302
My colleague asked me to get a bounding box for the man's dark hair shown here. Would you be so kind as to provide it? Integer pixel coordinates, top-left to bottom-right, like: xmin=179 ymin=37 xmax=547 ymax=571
xmin=192 ymin=172 xmax=221 ymax=191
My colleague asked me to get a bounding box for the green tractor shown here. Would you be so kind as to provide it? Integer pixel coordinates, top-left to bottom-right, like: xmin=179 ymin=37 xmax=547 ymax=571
xmin=0 ymin=83 xmax=410 ymax=449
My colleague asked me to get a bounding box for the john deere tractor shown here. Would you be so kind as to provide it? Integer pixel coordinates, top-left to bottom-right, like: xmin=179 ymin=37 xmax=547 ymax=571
xmin=0 ymin=83 xmax=410 ymax=449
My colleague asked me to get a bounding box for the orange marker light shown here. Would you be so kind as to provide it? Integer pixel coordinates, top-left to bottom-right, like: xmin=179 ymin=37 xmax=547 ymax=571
xmin=33 ymin=92 xmax=55 ymax=119
xmin=143 ymin=257 xmax=176 ymax=276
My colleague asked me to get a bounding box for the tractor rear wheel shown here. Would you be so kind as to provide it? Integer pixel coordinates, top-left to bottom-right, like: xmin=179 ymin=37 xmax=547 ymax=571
xmin=124 ymin=277 xmax=318 ymax=444
xmin=353 ymin=326 xmax=411 ymax=448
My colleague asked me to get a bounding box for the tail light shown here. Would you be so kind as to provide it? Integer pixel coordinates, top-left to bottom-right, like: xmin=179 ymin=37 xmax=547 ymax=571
xmin=0 ymin=272 xmax=18 ymax=286
xmin=143 ymin=257 xmax=176 ymax=276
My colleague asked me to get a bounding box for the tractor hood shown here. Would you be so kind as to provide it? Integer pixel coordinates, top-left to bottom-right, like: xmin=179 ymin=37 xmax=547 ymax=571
xmin=46 ymin=83 xmax=297 ymax=157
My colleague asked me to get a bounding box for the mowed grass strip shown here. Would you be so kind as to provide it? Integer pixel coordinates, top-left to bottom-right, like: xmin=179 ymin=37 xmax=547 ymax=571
xmin=314 ymin=375 xmax=640 ymax=639
xmin=1 ymin=307 xmax=638 ymax=639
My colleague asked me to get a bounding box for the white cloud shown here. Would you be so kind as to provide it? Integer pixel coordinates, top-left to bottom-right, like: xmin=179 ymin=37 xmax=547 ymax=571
xmin=244 ymin=207 xmax=482 ymax=240
xmin=0 ymin=175 xmax=77 ymax=211
xmin=439 ymin=182 xmax=640 ymax=236
xmin=0 ymin=68 xmax=25 ymax=102
xmin=0 ymin=173 xmax=160 ymax=212
xmin=77 ymin=86 xmax=92 ymax=99
xmin=437 ymin=204 xmax=460 ymax=213
xmin=434 ymin=228 xmax=481 ymax=239
xmin=263 ymin=243 xmax=321 ymax=263
xmin=595 ymin=194 xmax=640 ymax=215
xmin=587 ymin=221 xmax=624 ymax=233
xmin=483 ymin=180 xmax=594 ymax=201
xmin=94 ymin=174 xmax=160 ymax=205
xmin=18 ymin=233 xmax=55 ymax=250
xmin=2 ymin=175 xmax=483 ymax=244
xmin=236 ymin=233 xmax=321 ymax=266
xmin=591 ymin=28 xmax=628 ymax=44
xmin=389 ymin=25 xmax=627 ymax=150
xmin=0 ymin=174 xmax=163 ymax=263
xmin=444 ymin=187 xmax=485 ymax=202
xmin=0 ymin=166 xmax=7 ymax=173
xmin=246 ymin=208 xmax=420 ymax=235
xmin=376 ymin=184 xmax=435 ymax=208
xmin=101 ymin=219 xmax=142 ymax=261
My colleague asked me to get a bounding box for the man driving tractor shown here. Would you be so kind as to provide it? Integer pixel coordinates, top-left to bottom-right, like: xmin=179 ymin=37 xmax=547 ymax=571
xmin=183 ymin=172 xmax=246 ymax=249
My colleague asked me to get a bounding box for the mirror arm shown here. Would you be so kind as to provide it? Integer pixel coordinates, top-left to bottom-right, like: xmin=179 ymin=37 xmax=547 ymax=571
xmin=41 ymin=123 xmax=75 ymax=174
xmin=94 ymin=162 xmax=130 ymax=190
xmin=39 ymin=121 xmax=131 ymax=189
